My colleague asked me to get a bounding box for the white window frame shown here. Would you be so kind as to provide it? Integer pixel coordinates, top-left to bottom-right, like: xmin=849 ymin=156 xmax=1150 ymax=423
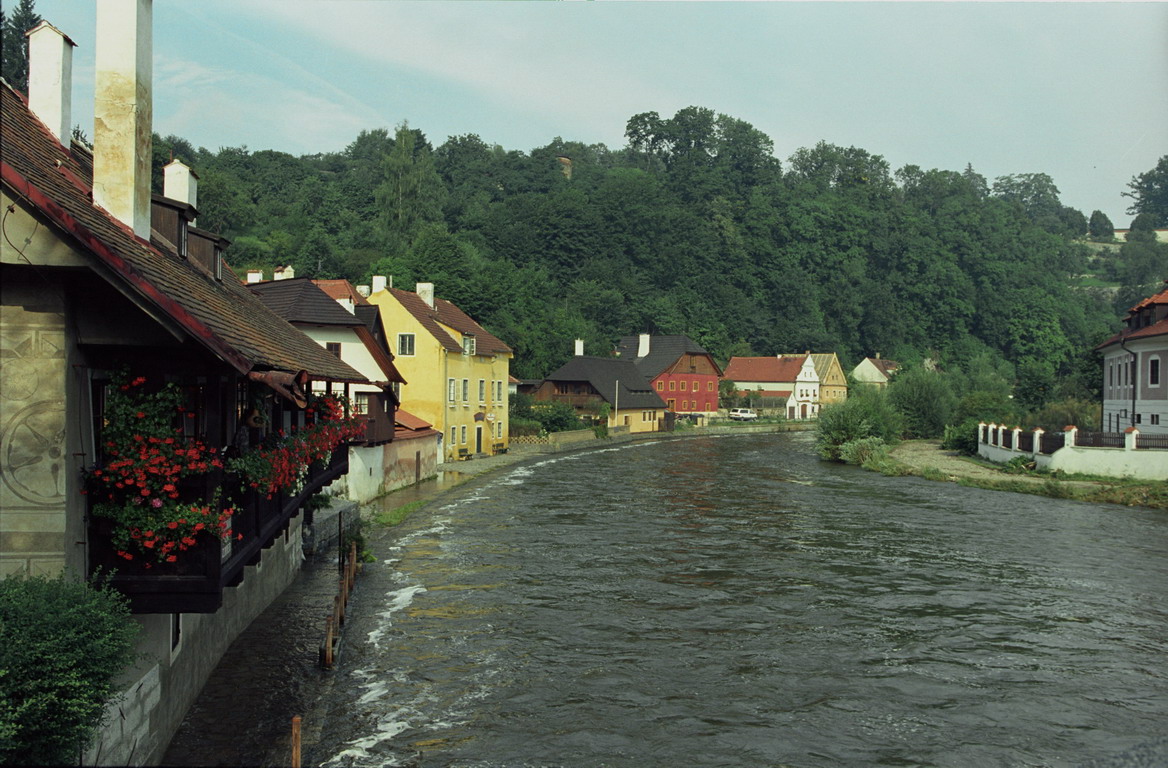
xmin=461 ymin=425 xmax=467 ymax=444
xmin=463 ymin=336 xmax=476 ymax=356
xmin=479 ymin=379 xmax=486 ymax=403
xmin=397 ymin=333 xmax=416 ymax=356
xmin=462 ymin=378 xmax=469 ymax=403
xmin=448 ymin=378 xmax=456 ymax=403
xmin=1150 ymin=356 xmax=1161 ymax=387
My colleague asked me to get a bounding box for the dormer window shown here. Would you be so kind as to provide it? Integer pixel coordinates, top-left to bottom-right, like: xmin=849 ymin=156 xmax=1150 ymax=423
xmin=178 ymin=222 xmax=188 ymax=259
xmin=463 ymin=335 xmax=476 ymax=356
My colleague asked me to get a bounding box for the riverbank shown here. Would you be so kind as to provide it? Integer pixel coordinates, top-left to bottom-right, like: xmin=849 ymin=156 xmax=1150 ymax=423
xmin=888 ymin=439 xmax=1168 ymax=510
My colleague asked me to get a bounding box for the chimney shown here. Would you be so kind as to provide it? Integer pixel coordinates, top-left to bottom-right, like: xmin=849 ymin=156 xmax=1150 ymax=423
xmin=246 ymin=269 xmax=263 ymax=284
xmin=637 ymin=333 xmax=650 ymax=358
xmin=875 ymin=352 xmax=881 ymax=360
xmin=26 ymin=22 xmax=75 ymax=146
xmin=163 ymin=159 xmax=198 ymax=223
xmin=417 ymin=282 xmax=435 ymax=309
xmin=274 ymin=264 xmax=295 ymax=280
xmin=574 ymin=339 xmax=584 ymax=356
xmin=356 ymin=284 xmax=371 ymax=298
xmin=93 ymin=0 xmax=153 ymax=240
xmin=371 ymin=275 xmax=387 ymax=294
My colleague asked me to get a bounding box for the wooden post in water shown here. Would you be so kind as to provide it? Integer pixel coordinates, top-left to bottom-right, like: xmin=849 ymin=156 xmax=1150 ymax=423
xmin=290 ymin=716 xmax=302 ymax=768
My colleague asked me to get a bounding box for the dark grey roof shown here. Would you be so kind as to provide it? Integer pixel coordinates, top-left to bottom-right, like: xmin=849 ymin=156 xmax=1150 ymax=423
xmin=250 ymin=278 xmax=362 ymax=327
xmin=544 ymin=356 xmax=666 ymax=409
xmin=614 ymin=334 xmax=716 ymax=377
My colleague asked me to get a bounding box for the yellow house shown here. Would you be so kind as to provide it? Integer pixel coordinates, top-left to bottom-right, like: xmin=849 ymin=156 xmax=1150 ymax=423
xmin=810 ymin=352 xmax=849 ymax=405
xmin=366 ymin=278 xmax=513 ymax=462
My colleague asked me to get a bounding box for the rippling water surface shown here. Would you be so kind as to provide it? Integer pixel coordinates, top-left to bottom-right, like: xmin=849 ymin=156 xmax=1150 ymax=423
xmin=310 ymin=433 xmax=1167 ymax=767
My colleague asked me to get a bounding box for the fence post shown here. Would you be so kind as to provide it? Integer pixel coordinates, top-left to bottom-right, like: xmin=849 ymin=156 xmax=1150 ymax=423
xmin=1011 ymin=426 xmax=1023 ymax=454
xmin=1031 ymin=428 xmax=1044 ymax=457
xmin=1125 ymin=426 xmax=1139 ymax=451
xmin=1064 ymin=425 xmax=1078 ymax=448
xmin=291 ymin=716 xmax=301 ymax=768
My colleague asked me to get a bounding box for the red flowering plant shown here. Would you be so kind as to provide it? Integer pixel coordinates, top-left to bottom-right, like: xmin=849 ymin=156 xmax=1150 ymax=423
xmin=84 ymin=370 xmax=237 ymax=563
xmin=227 ymin=392 xmax=365 ymax=498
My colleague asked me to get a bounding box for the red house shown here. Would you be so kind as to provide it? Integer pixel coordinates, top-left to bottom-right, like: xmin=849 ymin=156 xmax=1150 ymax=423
xmin=615 ymin=334 xmax=723 ymax=421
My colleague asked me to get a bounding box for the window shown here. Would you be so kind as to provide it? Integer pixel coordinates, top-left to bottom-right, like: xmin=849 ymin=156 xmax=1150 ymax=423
xmin=693 ymin=381 xmax=699 ymax=393
xmin=680 ymin=380 xmax=687 ymax=391
xmin=462 ymin=379 xmax=469 ymax=402
xmin=479 ymin=379 xmax=486 ymax=402
xmin=461 ymin=425 xmax=467 ymax=444
xmin=681 ymin=400 xmax=688 ymax=410
xmin=669 ymin=380 xmax=676 ymax=391
xmin=325 ymin=342 xmax=341 ymax=358
xmin=1152 ymin=414 xmax=1161 ymax=425
xmin=450 ymin=426 xmax=457 ymax=447
xmin=498 ymin=421 xmax=504 ymax=438
xmin=707 ymin=381 xmax=714 ymax=392
xmin=1136 ymin=413 xmax=1143 ymax=424
xmin=1151 ymin=358 xmax=1161 ymax=387
xmin=354 ymin=392 xmax=370 ymax=415
xmin=656 ymin=381 xmax=664 ymax=391
xmin=397 ymin=333 xmax=415 ymax=356
xmin=463 ymin=336 xmax=476 ymax=356
xmin=448 ymin=378 xmax=457 ymax=403
xmin=667 ymin=399 xmax=676 ymax=409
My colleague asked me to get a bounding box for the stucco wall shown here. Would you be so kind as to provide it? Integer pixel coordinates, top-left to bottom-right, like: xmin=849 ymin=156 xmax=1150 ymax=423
xmin=86 ymin=517 xmax=306 ymax=765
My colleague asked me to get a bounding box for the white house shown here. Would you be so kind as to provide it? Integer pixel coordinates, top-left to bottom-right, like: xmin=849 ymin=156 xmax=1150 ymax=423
xmin=1097 ymin=283 xmax=1168 ymax=434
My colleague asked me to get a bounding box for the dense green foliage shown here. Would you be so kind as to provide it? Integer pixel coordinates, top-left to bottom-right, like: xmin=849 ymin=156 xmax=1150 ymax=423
xmin=1124 ymin=155 xmax=1168 ymax=227
xmin=0 ymin=0 xmax=40 ymax=93
xmin=815 ymin=386 xmax=904 ymax=460
xmin=152 ymin=109 xmax=1162 ymax=389
xmin=0 ymin=573 xmax=138 ymax=765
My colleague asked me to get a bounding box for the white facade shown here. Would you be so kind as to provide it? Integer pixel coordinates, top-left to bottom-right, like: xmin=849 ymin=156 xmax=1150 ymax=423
xmin=1101 ymin=338 xmax=1167 ymax=435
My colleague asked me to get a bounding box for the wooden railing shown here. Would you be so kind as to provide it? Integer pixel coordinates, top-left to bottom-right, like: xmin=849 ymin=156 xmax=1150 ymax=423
xmin=1077 ymin=431 xmax=1125 ymax=449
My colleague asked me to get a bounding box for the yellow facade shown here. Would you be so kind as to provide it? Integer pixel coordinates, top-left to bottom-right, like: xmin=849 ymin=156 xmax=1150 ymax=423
xmin=368 ymin=289 xmax=511 ymax=461
xmin=611 ymin=407 xmax=663 ymax=434
xmin=811 ymin=353 xmax=849 ymax=405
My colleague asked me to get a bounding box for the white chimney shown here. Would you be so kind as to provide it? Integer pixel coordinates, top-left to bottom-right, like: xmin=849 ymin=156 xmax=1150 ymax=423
xmin=371 ymin=275 xmax=387 ymax=294
xmin=574 ymin=339 xmax=584 ymax=356
xmin=93 ymin=0 xmax=153 ymax=240
xmin=26 ymin=21 xmax=75 ymax=146
xmin=637 ymin=333 xmax=650 ymax=358
xmin=356 ymin=284 xmax=371 ymax=297
xmin=417 ymin=282 xmax=435 ymax=309
xmin=274 ymin=264 xmax=295 ymax=281
xmin=163 ymin=159 xmax=198 ymax=222
xmin=246 ymin=269 xmax=263 ymax=284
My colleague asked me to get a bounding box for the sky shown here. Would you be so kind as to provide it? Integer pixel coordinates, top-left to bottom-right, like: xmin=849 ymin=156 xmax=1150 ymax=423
xmin=28 ymin=1 xmax=1168 ymax=227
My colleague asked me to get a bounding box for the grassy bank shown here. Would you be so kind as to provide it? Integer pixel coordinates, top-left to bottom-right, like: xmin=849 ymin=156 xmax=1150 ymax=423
xmin=882 ymin=440 xmax=1168 ymax=510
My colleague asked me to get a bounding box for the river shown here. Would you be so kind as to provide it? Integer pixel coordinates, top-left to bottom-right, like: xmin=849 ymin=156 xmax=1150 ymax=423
xmin=306 ymin=432 xmax=1167 ymax=767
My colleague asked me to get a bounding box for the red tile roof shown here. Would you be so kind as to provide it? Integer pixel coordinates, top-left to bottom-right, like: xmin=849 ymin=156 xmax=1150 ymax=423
xmin=723 ymin=355 xmax=807 ymax=383
xmin=1 ymin=82 xmax=363 ymax=384
xmin=314 ymin=278 xmax=371 ymax=306
xmin=1098 ymin=285 xmax=1168 ymax=349
xmin=384 ymin=287 xmax=512 ymax=356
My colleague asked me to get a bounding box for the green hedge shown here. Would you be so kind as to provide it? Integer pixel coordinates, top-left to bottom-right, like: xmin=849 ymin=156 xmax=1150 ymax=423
xmin=0 ymin=573 xmax=138 ymax=766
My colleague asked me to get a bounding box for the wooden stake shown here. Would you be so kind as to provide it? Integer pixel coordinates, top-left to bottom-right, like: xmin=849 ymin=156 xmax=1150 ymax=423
xmin=291 ymin=716 xmax=302 ymax=768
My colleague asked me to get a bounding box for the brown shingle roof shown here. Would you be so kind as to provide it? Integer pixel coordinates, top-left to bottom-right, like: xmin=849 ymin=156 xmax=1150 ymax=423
xmin=723 ymin=355 xmax=807 ymax=383
xmin=384 ymin=287 xmax=512 ymax=356
xmin=314 ymin=278 xmax=371 ymax=306
xmin=0 ymin=82 xmax=363 ymax=383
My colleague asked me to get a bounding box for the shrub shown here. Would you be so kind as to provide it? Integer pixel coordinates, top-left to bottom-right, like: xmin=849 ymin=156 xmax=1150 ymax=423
xmin=816 ymin=388 xmax=903 ymax=461
xmin=941 ymin=417 xmax=981 ymax=456
xmin=529 ymin=401 xmax=582 ymax=433
xmin=839 ymin=437 xmax=888 ymax=467
xmin=0 ymin=573 xmax=138 ymax=765
xmin=887 ymin=367 xmax=957 ymax=439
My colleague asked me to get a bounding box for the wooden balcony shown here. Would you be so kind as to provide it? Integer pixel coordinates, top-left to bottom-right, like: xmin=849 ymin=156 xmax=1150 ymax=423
xmin=88 ymin=444 xmax=349 ymax=613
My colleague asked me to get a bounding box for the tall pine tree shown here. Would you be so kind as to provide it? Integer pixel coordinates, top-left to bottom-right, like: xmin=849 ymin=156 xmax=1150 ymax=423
xmin=1 ymin=0 xmax=41 ymax=93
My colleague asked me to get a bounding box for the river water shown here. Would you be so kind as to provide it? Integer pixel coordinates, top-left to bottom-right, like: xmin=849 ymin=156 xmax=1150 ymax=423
xmin=307 ymin=433 xmax=1167 ymax=767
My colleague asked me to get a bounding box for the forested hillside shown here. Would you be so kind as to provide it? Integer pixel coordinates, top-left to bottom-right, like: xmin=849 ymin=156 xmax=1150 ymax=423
xmin=151 ymin=108 xmax=1166 ymax=399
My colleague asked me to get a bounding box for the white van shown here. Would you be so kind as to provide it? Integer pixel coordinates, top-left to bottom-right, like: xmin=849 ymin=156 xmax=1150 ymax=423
xmin=728 ymin=408 xmax=758 ymax=421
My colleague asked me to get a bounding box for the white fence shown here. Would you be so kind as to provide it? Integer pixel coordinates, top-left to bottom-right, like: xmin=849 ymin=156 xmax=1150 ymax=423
xmin=978 ymin=423 xmax=1168 ymax=481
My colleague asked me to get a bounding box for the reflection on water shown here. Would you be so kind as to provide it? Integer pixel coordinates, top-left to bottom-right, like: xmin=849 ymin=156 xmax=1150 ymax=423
xmin=309 ymin=433 xmax=1168 ymax=768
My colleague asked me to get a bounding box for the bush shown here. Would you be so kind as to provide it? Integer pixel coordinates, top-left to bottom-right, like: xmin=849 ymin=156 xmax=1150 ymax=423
xmin=529 ymin=401 xmax=582 ymax=433
xmin=816 ymin=388 xmax=903 ymax=461
xmin=0 ymin=573 xmax=138 ymax=765
xmin=887 ymin=367 xmax=957 ymax=439
xmin=839 ymin=437 xmax=888 ymax=467
xmin=508 ymin=416 xmax=543 ymax=437
xmin=941 ymin=417 xmax=981 ymax=456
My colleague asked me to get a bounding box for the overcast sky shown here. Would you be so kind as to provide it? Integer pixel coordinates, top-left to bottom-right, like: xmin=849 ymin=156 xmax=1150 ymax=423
xmin=31 ymin=1 xmax=1168 ymax=227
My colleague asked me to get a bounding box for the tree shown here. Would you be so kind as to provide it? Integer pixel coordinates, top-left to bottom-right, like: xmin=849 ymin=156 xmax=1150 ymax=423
xmin=1123 ymin=155 xmax=1168 ymax=227
xmin=1088 ymin=210 xmax=1115 ymax=241
xmin=0 ymin=573 xmax=138 ymax=764
xmin=375 ymin=123 xmax=448 ymax=255
xmin=1 ymin=0 xmax=40 ymax=93
xmin=887 ymin=366 xmax=957 ymax=439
